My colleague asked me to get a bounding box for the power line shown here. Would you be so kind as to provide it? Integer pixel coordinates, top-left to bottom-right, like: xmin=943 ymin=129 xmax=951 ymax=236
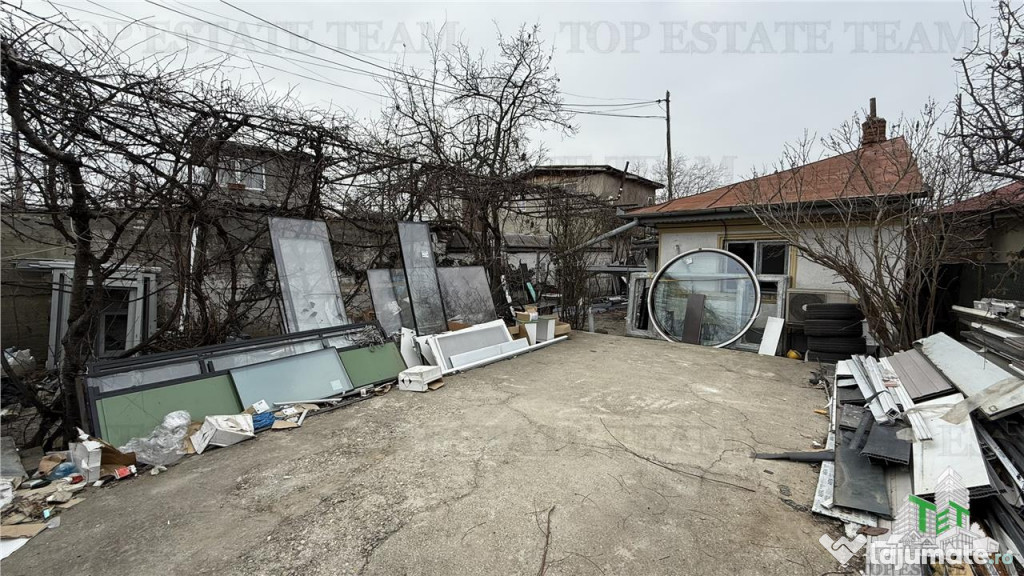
xmin=66 ymin=0 xmax=387 ymax=100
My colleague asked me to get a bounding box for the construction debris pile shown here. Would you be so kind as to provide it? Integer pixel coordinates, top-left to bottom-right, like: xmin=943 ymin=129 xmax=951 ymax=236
xmin=810 ymin=299 xmax=1024 ymax=573
xmin=0 ymin=219 xmax=569 ymax=558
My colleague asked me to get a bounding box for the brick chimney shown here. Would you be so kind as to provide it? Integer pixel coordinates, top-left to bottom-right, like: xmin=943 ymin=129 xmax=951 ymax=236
xmin=861 ymin=97 xmax=887 ymax=146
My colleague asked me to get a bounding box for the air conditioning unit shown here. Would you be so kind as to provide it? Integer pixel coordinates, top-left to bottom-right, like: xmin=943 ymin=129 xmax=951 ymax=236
xmin=785 ymin=289 xmax=851 ymax=325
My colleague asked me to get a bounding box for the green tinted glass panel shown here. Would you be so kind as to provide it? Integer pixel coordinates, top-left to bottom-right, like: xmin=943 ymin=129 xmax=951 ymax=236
xmin=338 ymin=343 xmax=406 ymax=388
xmin=96 ymin=374 xmax=242 ymax=448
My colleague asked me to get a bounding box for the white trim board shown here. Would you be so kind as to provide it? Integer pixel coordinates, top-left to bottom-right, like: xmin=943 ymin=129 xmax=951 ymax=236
xmin=444 ymin=337 xmax=567 ymax=375
xmin=911 ymin=393 xmax=989 ymax=496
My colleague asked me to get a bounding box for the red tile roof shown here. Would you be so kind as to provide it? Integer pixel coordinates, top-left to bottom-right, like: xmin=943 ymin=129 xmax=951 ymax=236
xmin=942 ymin=181 xmax=1024 ymax=214
xmin=628 ymin=137 xmax=923 ymax=217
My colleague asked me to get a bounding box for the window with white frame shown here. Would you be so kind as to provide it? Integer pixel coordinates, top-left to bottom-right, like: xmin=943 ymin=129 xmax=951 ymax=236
xmin=215 ymin=158 xmax=266 ymax=191
xmin=724 ymin=240 xmax=789 ymax=275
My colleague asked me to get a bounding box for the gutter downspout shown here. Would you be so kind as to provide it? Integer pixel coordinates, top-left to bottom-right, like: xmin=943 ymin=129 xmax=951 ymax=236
xmin=565 ymin=218 xmax=639 ymax=256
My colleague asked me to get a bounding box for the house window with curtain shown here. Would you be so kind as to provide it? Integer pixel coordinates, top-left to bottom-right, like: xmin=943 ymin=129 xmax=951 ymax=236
xmin=216 ymin=158 xmax=266 ymax=191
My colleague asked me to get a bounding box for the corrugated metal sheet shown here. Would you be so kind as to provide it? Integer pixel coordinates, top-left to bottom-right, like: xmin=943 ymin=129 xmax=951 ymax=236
xmin=885 ymin=349 xmax=954 ymax=402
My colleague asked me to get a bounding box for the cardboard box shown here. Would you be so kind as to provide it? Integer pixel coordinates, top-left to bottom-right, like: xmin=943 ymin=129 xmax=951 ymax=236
xmin=447 ymin=321 xmax=472 ymax=331
xmin=515 ymin=311 xmax=538 ymax=323
xmin=554 ymin=321 xmax=571 ymax=337
xmin=68 ymin=441 xmax=102 ymax=483
xmin=398 ymin=365 xmax=443 ymax=392
xmin=507 ymin=324 xmax=520 ymax=337
xmin=190 ymin=415 xmax=255 ymax=455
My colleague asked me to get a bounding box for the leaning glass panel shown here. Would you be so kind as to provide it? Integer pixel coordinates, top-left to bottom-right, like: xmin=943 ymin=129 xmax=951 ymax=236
xmin=366 ymin=269 xmax=414 ymax=336
xmin=269 ymin=217 xmax=349 ymax=333
xmin=397 ymin=222 xmax=446 ymax=335
xmin=648 ymin=248 xmax=760 ymax=347
xmin=437 ymin=266 xmax=497 ymax=326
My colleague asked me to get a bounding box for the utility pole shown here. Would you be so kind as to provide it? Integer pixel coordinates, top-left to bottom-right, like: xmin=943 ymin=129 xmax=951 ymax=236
xmin=664 ymin=90 xmax=674 ymax=200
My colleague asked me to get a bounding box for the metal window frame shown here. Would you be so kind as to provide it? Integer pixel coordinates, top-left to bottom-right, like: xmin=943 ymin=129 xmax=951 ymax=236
xmin=724 ymin=239 xmax=790 ymax=276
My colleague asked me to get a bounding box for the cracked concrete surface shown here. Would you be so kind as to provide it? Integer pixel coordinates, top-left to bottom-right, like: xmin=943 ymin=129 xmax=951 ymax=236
xmin=2 ymin=332 xmax=841 ymax=575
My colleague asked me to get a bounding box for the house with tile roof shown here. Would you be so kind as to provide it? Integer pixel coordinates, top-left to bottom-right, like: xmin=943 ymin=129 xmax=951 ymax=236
xmin=623 ymin=100 xmax=926 ymax=326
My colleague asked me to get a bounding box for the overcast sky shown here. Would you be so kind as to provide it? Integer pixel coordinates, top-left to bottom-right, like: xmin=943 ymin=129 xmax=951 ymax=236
xmin=33 ymin=1 xmax=994 ymax=182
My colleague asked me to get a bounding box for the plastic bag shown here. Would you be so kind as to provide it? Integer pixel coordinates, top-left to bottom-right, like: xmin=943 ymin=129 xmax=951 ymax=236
xmin=46 ymin=462 xmax=76 ymax=480
xmin=119 ymin=410 xmax=191 ymax=466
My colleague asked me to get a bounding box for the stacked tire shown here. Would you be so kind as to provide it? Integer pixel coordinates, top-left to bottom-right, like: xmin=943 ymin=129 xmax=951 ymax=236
xmin=804 ymin=303 xmax=865 ymax=363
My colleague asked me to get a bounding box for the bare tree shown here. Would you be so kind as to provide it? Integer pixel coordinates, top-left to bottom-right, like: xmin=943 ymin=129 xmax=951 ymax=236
xmin=377 ymin=24 xmax=575 ymax=309
xmin=955 ymin=1 xmax=1023 ymax=183
xmin=741 ymin=103 xmax=992 ymax=351
xmin=634 ymin=154 xmax=730 ymax=202
xmin=1 ymin=9 xmax=397 ymax=442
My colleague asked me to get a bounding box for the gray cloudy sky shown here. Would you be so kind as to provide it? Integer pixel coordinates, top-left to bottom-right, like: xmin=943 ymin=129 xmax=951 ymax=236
xmin=39 ymin=1 xmax=992 ymax=181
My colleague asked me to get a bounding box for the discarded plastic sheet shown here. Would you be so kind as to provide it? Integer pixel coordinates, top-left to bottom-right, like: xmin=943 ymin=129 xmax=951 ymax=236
xmin=230 ymin=347 xmax=351 ymax=408
xmin=399 ymin=328 xmax=421 ymax=368
xmin=437 ymin=266 xmax=497 ymax=326
xmin=916 ymin=331 xmax=1024 ymax=420
xmin=833 ymin=429 xmax=892 ymax=518
xmin=338 ymin=342 xmax=406 ymax=388
xmin=859 ymin=423 xmax=911 ymax=465
xmin=647 ymin=248 xmax=760 ymax=347
xmin=811 ymin=432 xmax=878 ymax=527
xmin=450 ymin=339 xmax=529 ymax=369
xmin=397 ymin=222 xmax=446 ymax=335
xmin=448 ymin=336 xmax=567 ymax=374
xmin=912 ymin=393 xmax=990 ymax=496
xmin=191 ymin=414 xmax=255 ymax=454
xmin=269 ymin=217 xmax=349 ymax=333
xmin=366 ymin=269 xmax=414 ymax=336
xmin=757 ymin=317 xmax=785 ymax=356
xmin=94 ymin=374 xmax=243 ymax=449
xmin=431 ymin=319 xmax=512 ymax=371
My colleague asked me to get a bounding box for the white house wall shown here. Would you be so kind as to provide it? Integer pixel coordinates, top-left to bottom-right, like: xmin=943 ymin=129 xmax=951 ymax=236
xmin=657 ymin=223 xmax=905 ymax=297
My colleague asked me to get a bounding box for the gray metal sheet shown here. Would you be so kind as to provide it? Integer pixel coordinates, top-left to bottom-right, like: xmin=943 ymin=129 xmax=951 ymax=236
xmin=437 ymin=266 xmax=497 ymax=326
xmin=833 ymin=429 xmax=892 ymax=518
xmin=397 ymin=222 xmax=446 ymax=335
xmin=886 ymin=348 xmax=954 ymax=402
xmin=230 ymin=347 xmax=351 ymax=407
xmin=366 ymin=269 xmax=414 ymax=336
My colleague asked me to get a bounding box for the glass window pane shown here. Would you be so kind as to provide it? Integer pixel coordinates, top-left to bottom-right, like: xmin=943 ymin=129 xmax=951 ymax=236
xmin=89 ymin=361 xmax=203 ymax=394
xmin=229 ymin=347 xmax=351 ymax=407
xmin=207 ymin=340 xmax=324 ymax=372
xmin=366 ymin=269 xmax=414 ymax=336
xmin=437 ymin=266 xmax=496 ymax=326
xmin=760 ymin=243 xmax=788 ymax=275
xmin=726 ymin=242 xmax=756 ymax=271
xmin=397 ymin=222 xmax=446 ymax=335
xmin=648 ymin=249 xmax=759 ymax=347
xmin=269 ymin=217 xmax=350 ymax=333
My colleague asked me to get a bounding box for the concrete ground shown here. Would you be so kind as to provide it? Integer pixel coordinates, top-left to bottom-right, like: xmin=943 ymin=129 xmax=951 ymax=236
xmin=3 ymin=332 xmax=840 ymax=576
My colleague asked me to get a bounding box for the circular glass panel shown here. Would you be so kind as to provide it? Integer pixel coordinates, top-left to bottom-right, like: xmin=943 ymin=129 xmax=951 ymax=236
xmin=647 ymin=248 xmax=761 ymax=347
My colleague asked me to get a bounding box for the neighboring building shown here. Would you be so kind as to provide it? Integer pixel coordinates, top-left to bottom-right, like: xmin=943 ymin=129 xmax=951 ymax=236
xmin=507 ymin=165 xmax=663 ymax=235
xmin=624 ymin=101 xmax=924 ymax=325
xmin=944 ymin=181 xmax=1024 ymax=265
xmin=0 ymin=143 xmax=380 ymax=368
